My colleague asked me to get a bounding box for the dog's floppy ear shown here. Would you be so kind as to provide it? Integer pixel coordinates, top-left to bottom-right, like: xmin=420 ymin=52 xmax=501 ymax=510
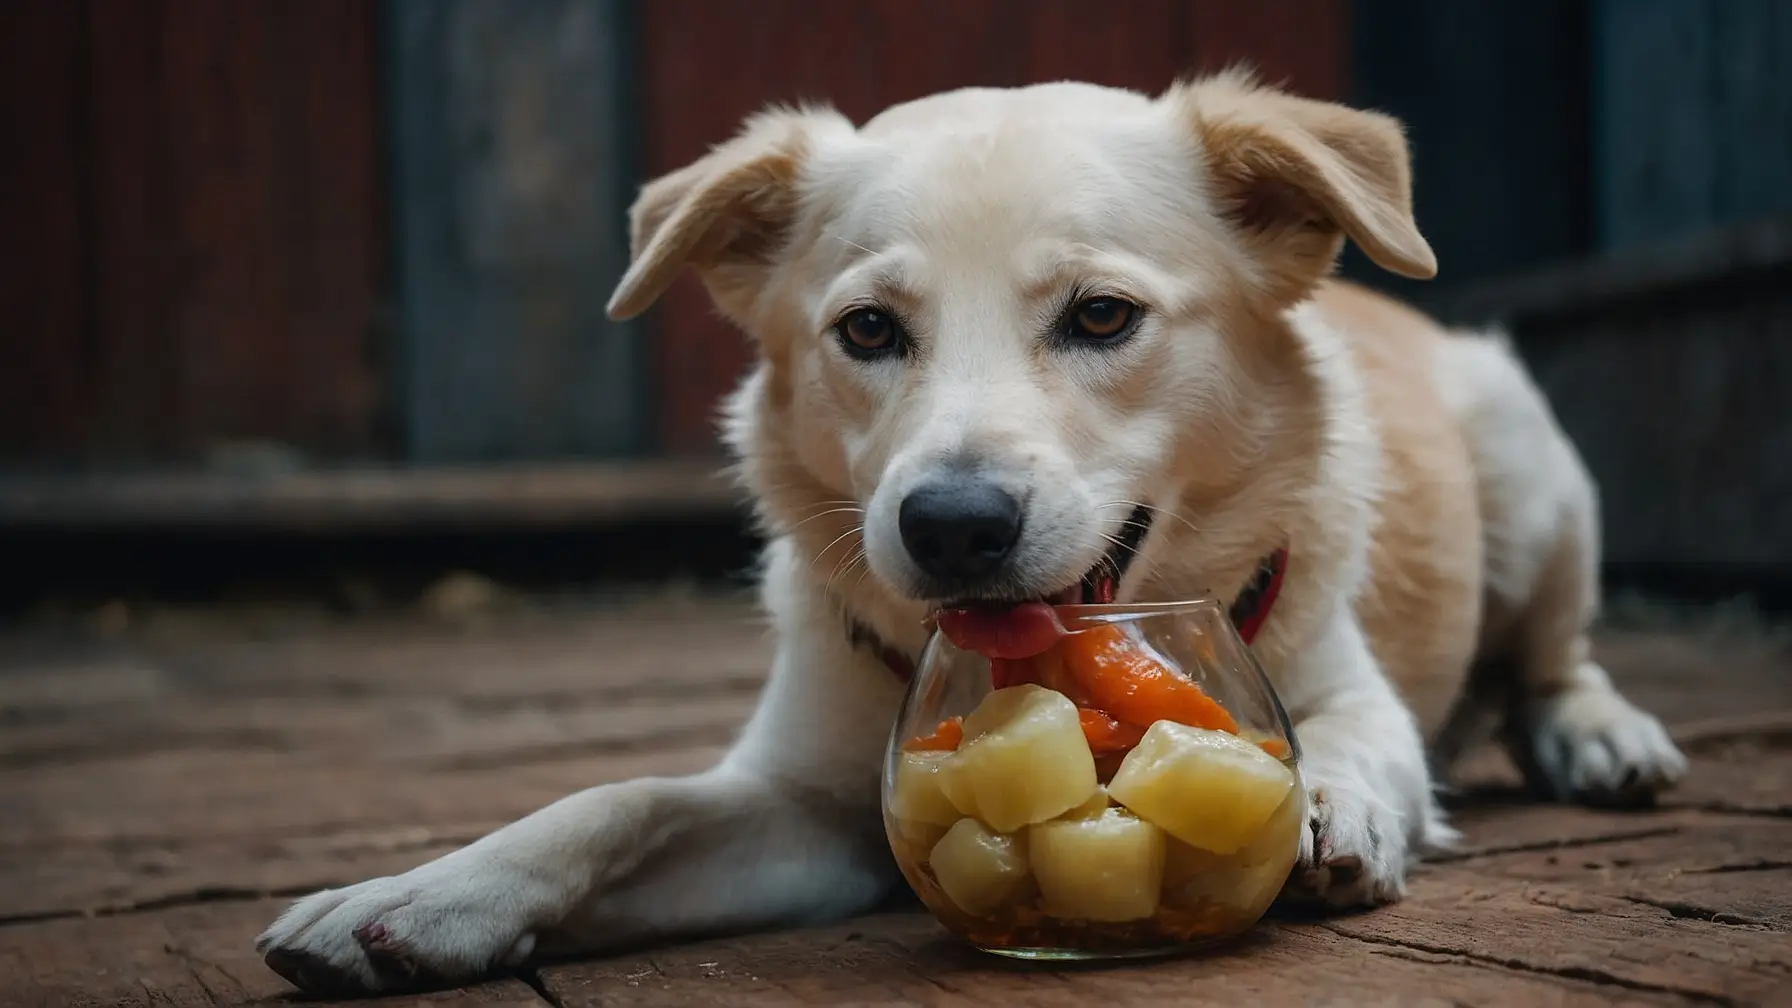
xmin=607 ymin=107 xmax=840 ymax=321
xmin=1169 ymin=71 xmax=1436 ymax=299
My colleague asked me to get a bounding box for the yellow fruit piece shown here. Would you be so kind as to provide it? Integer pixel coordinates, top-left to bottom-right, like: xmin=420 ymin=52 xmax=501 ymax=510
xmin=1060 ymin=786 xmax=1112 ymax=820
xmin=1162 ymin=787 xmax=1303 ymax=915
xmin=1107 ymin=721 xmax=1294 ymax=855
xmin=890 ymin=817 xmax=952 ymax=869
xmin=889 ymin=751 xmax=961 ymax=826
xmin=940 ymin=685 xmax=1098 ymax=833
xmin=1029 ymin=807 xmax=1166 ymax=922
xmin=927 ymin=818 xmax=1030 ymax=915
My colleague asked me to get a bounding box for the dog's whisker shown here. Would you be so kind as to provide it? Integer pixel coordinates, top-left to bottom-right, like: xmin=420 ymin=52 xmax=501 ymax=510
xmin=848 ymin=560 xmax=876 ymax=599
xmin=1094 ymin=499 xmax=1188 ymax=541
xmin=825 ymin=547 xmax=869 ymax=598
xmin=1101 ymin=498 xmax=1204 ymax=539
xmin=810 ymin=526 xmax=865 ymax=575
xmin=786 ymin=506 xmax=867 ymax=534
xmin=788 ymin=499 xmax=864 ymax=520
xmin=1098 ymin=530 xmax=1139 ymax=583
xmin=821 ymin=551 xmax=856 ymax=595
xmin=793 ymin=498 xmax=863 ymax=513
xmin=829 ymin=234 xmax=877 ymax=256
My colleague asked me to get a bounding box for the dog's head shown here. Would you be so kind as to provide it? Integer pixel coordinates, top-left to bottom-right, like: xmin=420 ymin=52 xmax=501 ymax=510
xmin=609 ymin=74 xmax=1431 ymax=609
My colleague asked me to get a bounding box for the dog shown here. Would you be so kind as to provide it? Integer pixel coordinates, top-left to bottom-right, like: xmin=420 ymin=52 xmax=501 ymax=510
xmin=257 ymin=73 xmax=1687 ymax=994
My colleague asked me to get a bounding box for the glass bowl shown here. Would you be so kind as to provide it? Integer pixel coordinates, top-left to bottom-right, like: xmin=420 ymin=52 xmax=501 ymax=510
xmin=882 ymin=599 xmax=1304 ymax=961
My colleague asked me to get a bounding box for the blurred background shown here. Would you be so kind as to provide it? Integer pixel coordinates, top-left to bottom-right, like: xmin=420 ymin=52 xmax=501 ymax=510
xmin=1 ymin=0 xmax=1788 ymax=612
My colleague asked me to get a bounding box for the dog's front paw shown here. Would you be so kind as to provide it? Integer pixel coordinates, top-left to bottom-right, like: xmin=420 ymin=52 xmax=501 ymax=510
xmin=1517 ymin=671 xmax=1688 ymax=807
xmin=1280 ymin=778 xmax=1413 ymax=911
xmin=256 ymin=868 xmax=537 ymax=996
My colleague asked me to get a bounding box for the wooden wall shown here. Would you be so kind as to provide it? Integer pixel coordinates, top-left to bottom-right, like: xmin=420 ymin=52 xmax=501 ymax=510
xmin=1344 ymin=0 xmax=1592 ymax=305
xmin=635 ymin=0 xmax=1350 ymax=455
xmin=1593 ymin=0 xmax=1792 ymax=250
xmin=1 ymin=0 xmax=386 ymax=468
xmin=1478 ymin=220 xmax=1792 ymax=574
xmin=385 ymin=0 xmax=641 ymax=464
xmin=3 ymin=0 xmax=1348 ymax=465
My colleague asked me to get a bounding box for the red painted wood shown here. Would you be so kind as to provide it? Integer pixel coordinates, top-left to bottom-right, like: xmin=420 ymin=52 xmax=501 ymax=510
xmin=1185 ymin=0 xmax=1350 ymax=105
xmin=1 ymin=0 xmax=385 ymax=466
xmin=636 ymin=0 xmax=1350 ymax=456
xmin=0 ymin=3 xmax=91 ymax=461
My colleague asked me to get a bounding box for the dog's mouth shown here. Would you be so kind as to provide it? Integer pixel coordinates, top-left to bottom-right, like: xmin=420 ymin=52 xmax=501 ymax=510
xmin=1057 ymin=504 xmax=1154 ymax=605
xmin=946 ymin=505 xmax=1154 ymax=610
xmin=931 ymin=505 xmax=1153 ymax=659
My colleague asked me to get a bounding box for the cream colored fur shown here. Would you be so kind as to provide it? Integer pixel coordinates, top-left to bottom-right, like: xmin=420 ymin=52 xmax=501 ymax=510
xmin=257 ymin=75 xmax=1686 ymax=994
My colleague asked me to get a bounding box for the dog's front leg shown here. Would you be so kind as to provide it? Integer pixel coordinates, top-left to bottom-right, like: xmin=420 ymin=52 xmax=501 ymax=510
xmin=1273 ymin=605 xmax=1453 ymax=909
xmin=257 ymin=549 xmax=907 ymax=995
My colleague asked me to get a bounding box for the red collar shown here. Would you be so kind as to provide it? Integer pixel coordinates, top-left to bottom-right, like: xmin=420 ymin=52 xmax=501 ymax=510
xmin=854 ymin=547 xmax=1289 ymax=683
xmin=1228 ymin=547 xmax=1289 ymax=646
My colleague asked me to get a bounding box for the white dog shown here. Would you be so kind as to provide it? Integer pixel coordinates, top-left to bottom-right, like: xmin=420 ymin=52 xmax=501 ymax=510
xmin=258 ymin=74 xmax=1686 ymax=994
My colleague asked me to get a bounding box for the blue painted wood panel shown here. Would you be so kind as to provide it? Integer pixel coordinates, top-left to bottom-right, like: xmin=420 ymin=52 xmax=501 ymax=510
xmin=1593 ymin=0 xmax=1792 ymax=249
xmin=386 ymin=0 xmax=640 ymax=463
xmin=1346 ymin=0 xmax=1593 ymax=300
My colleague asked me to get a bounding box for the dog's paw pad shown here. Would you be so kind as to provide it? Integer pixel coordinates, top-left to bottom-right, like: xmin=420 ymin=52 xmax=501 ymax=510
xmin=1281 ymin=787 xmax=1405 ymax=911
xmin=262 ymin=946 xmax=367 ymax=999
xmin=1523 ymin=682 xmax=1688 ymax=807
xmin=256 ymin=872 xmax=531 ymax=995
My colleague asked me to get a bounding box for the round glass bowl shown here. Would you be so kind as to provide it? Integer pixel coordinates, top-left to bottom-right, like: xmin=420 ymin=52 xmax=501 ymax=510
xmin=882 ymin=600 xmax=1304 ymax=960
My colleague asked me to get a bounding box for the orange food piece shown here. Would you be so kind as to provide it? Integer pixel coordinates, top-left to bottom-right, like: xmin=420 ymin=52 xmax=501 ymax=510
xmin=1256 ymin=737 xmax=1291 ymax=760
xmin=1058 ymin=624 xmax=1240 ymax=735
xmin=1077 ymin=707 xmax=1148 ymax=756
xmin=904 ymin=716 xmax=965 ymax=752
xmin=1026 ymin=644 xmax=1092 ymax=706
xmin=988 ymin=657 xmax=1029 ymax=691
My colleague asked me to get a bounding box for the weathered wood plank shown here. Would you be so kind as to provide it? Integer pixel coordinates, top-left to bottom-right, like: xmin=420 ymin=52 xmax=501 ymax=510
xmin=0 ymin=744 xmax=727 ymax=925
xmin=1515 ymin=280 xmax=1792 ymax=571
xmin=1592 ymin=0 xmax=1718 ymax=249
xmin=1710 ymin=3 xmax=1792 ymax=233
xmin=0 ymin=2 xmax=90 ymax=463
xmin=540 ymin=908 xmax=1695 ymax=1007
xmin=1593 ymin=0 xmax=1792 ymax=248
xmin=1435 ymin=215 xmax=1792 ymax=326
xmin=1434 ymin=817 xmax=1792 ymax=929
xmin=0 ymin=899 xmax=544 ymax=1008
xmin=385 ymin=0 xmax=640 ymax=463
xmin=76 ymin=0 xmax=386 ymax=465
xmin=0 ymin=688 xmax=754 ymax=774
xmin=1 ymin=600 xmax=1786 ymax=1005
xmin=1346 ymin=0 xmax=1594 ymax=303
xmin=1667 ymin=740 xmax=1792 ymax=819
xmin=0 ymin=746 xmax=725 ymax=888
xmin=1326 ymin=872 xmax=1791 ymax=1005
xmin=0 ymin=461 xmax=742 ymax=531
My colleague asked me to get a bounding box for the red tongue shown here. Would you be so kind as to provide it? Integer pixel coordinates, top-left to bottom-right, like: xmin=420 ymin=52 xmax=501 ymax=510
xmin=936 ymin=603 xmax=1068 ymax=659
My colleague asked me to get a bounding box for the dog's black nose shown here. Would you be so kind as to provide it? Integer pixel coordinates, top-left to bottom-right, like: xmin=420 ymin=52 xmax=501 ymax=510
xmin=899 ymin=476 xmax=1022 ymax=586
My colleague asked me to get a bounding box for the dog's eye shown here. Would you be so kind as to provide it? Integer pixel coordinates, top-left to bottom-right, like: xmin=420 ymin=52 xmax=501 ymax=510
xmin=1065 ymin=297 xmax=1139 ymax=344
xmin=835 ymin=308 xmax=904 ymax=359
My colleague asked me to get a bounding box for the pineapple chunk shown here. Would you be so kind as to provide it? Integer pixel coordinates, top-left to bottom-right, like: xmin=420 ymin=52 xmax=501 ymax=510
xmin=960 ymin=682 xmax=1064 ymax=738
xmin=928 ymin=818 xmax=1030 ymax=915
xmin=1061 ymin=785 xmax=1112 ymax=820
xmin=940 ymin=685 xmax=1098 ymax=832
xmin=1163 ymin=788 xmax=1303 ymax=914
xmin=889 ymin=751 xmax=962 ymax=827
xmin=890 ymin=817 xmax=952 ymax=869
xmin=1029 ymin=807 xmax=1166 ymax=921
xmin=1108 ymin=721 xmax=1294 ymax=854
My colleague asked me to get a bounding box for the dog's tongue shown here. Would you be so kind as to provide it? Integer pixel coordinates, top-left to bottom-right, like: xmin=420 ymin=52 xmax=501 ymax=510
xmin=936 ymin=603 xmax=1067 ymax=659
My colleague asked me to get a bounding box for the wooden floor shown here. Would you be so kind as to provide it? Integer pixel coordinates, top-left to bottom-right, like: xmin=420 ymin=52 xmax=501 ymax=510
xmin=3 ymin=593 xmax=1789 ymax=1007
